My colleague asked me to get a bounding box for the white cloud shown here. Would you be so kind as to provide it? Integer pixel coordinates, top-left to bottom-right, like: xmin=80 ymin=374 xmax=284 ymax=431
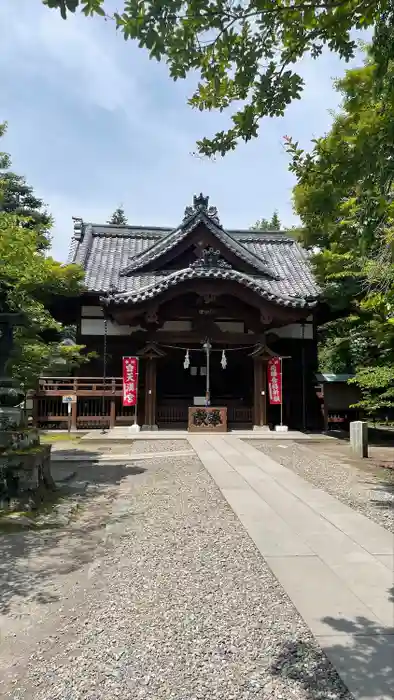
xmin=47 ymin=192 xmax=113 ymax=261
xmin=37 ymin=13 xmax=133 ymax=112
xmin=0 ymin=1 xmax=138 ymax=112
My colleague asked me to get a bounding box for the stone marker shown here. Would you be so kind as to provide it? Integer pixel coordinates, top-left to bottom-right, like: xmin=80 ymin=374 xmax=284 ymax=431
xmin=350 ymin=420 xmax=368 ymax=458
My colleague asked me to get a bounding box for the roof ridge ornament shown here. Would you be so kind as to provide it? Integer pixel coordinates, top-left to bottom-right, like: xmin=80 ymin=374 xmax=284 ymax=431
xmin=72 ymin=216 xmax=84 ymax=239
xmin=191 ymin=246 xmax=232 ymax=269
xmin=183 ymin=193 xmax=220 ymax=226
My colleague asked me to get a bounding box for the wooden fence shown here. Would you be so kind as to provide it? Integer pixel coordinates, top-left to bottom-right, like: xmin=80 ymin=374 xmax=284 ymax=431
xmin=33 ymin=377 xmax=253 ymax=430
xmin=34 ymin=377 xmax=135 ymax=430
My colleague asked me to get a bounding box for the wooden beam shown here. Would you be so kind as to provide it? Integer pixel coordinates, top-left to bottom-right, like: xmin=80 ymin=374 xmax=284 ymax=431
xmin=253 ymin=358 xmax=261 ymax=426
xmin=262 ymin=360 xmax=267 ymax=426
xmin=147 ymin=331 xmax=265 ymax=345
xmin=80 ymin=332 xmax=264 ymax=346
xmin=143 ymin=357 xmax=158 ymax=428
xmin=71 ymin=401 xmax=77 ymax=431
xmin=137 ymin=342 xmax=166 ymax=359
xmin=253 ymin=358 xmax=268 ymax=427
xmin=107 ymin=279 xmax=308 ymax=324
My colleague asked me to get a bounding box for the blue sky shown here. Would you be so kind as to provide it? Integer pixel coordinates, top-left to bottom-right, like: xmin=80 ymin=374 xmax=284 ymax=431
xmin=1 ymin=0 xmax=368 ymax=261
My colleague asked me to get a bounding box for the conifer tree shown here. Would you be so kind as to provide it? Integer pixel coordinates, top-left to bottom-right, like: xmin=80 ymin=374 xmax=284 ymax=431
xmin=0 ymin=123 xmax=51 ymax=250
xmin=108 ymin=206 xmax=128 ymax=225
xmin=250 ymin=211 xmax=281 ymax=231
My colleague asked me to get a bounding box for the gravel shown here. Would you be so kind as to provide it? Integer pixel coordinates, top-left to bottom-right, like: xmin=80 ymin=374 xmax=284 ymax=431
xmin=51 ymin=439 xmax=191 ymax=458
xmin=3 ymin=453 xmax=351 ymax=700
xmin=130 ymin=439 xmax=190 ymax=453
xmin=248 ymin=441 xmax=394 ymax=533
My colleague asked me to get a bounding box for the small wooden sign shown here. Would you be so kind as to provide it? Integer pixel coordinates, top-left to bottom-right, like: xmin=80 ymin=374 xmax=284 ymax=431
xmin=188 ymin=406 xmax=227 ymax=433
xmin=62 ymin=394 xmax=76 ymax=404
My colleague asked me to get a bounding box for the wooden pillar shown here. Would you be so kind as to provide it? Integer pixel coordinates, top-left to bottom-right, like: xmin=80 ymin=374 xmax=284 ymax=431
xmin=138 ymin=343 xmax=164 ymax=430
xmin=253 ymin=357 xmax=261 ymax=426
xmin=322 ymin=385 xmax=329 ymax=432
xmin=71 ymin=378 xmax=77 ymax=430
xmin=144 ymin=359 xmax=152 ymax=426
xmin=253 ymin=358 xmax=267 ymax=427
xmin=71 ymin=401 xmax=77 ymax=431
xmin=261 ymin=359 xmax=267 ymax=426
xmin=110 ymin=378 xmax=116 ymax=428
xmin=143 ymin=357 xmax=157 ymax=429
xmin=150 ymin=358 xmax=157 ymax=427
xmin=32 ymin=394 xmax=38 ymax=428
xmin=110 ymin=400 xmax=116 ymax=428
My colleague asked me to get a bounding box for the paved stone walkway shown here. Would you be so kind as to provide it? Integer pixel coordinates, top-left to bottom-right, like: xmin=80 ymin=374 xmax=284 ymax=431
xmin=189 ymin=435 xmax=394 ymax=700
xmin=81 ymin=428 xmax=314 ymax=440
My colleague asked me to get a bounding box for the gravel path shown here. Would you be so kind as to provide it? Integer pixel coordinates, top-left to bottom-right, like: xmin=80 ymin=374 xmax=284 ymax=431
xmin=130 ymin=439 xmax=190 ymax=453
xmin=51 ymin=439 xmax=190 ymax=454
xmin=2 ymin=452 xmax=352 ymax=700
xmin=248 ymin=441 xmax=394 ymax=532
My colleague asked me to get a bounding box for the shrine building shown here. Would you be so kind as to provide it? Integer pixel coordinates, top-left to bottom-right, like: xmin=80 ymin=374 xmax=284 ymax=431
xmin=36 ymin=194 xmax=322 ymax=431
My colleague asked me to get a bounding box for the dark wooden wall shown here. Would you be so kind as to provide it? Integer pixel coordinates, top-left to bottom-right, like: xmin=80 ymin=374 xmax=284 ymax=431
xmin=76 ymin=332 xmax=322 ymax=430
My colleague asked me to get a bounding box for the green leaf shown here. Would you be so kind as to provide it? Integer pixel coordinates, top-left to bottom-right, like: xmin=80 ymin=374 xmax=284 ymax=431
xmin=41 ymin=0 xmax=387 ymax=157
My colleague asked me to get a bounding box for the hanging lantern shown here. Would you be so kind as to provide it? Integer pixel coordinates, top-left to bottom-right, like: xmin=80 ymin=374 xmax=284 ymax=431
xmin=221 ymin=349 xmax=227 ymax=369
xmin=183 ymin=349 xmax=190 ymax=369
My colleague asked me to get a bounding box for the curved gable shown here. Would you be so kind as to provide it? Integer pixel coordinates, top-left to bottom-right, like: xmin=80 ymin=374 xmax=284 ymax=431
xmin=66 ymin=193 xmax=320 ymax=307
xmin=119 ymin=194 xmax=277 ymax=279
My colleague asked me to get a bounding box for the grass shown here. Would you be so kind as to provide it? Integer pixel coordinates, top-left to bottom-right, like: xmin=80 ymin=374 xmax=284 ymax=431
xmin=3 ymin=446 xmax=43 ymax=456
xmin=40 ymin=432 xmax=85 ymax=443
xmin=0 ymin=484 xmax=83 ymax=532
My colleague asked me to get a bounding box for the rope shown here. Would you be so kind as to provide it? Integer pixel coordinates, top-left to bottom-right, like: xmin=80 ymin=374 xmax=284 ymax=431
xmin=155 ymin=342 xmax=259 ymax=353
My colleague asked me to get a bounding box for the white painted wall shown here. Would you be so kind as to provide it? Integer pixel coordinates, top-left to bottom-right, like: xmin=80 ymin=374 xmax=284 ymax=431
xmin=80 ymin=319 xmax=142 ymax=336
xmin=215 ymin=321 xmax=244 ymax=333
xmin=81 ymin=305 xmax=104 ymax=317
xmin=270 ymin=323 xmax=314 ymax=339
xmin=158 ymin=320 xmax=192 ymax=331
xmin=79 ymin=314 xmax=313 ymax=339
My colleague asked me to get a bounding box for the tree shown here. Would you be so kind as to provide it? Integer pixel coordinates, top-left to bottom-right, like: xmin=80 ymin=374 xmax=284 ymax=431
xmin=0 ymin=130 xmax=94 ymax=390
xmin=108 ymin=206 xmax=128 ymax=225
xmin=348 ymin=366 xmax=394 ymax=417
xmin=0 ymin=211 xmax=95 ymax=390
xmin=285 ymin=49 xmax=394 ymax=415
xmin=250 ymin=211 xmax=281 ymax=231
xmin=43 ymin=0 xmax=392 ymax=157
xmin=270 ymin=211 xmax=281 ymax=230
xmin=0 ymin=124 xmax=52 ymax=251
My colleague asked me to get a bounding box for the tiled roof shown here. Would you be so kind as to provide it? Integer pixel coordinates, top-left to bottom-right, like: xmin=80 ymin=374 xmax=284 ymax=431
xmin=120 ymin=210 xmax=276 ymax=278
xmin=69 ymin=209 xmax=320 ymax=309
xmin=103 ymin=266 xmax=315 ymax=308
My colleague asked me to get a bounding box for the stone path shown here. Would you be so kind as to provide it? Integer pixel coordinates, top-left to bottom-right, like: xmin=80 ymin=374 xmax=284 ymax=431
xmin=250 ymin=440 xmax=394 ymax=532
xmin=1 ymin=451 xmax=353 ymax=700
xmin=189 ymin=435 xmax=394 ymax=700
xmin=2 ymin=435 xmax=393 ymax=699
xmin=81 ymin=428 xmax=314 ymax=441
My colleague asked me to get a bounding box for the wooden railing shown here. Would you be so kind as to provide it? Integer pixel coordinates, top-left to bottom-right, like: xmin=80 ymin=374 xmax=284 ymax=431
xmin=34 ymin=378 xmax=253 ymax=430
xmin=35 ymin=377 xmax=129 ymax=430
xmin=227 ymin=406 xmax=253 ymax=425
xmin=156 ymin=403 xmax=252 ymax=427
xmin=37 ymin=376 xmax=123 ymax=396
xmin=157 ymin=404 xmax=188 ymax=426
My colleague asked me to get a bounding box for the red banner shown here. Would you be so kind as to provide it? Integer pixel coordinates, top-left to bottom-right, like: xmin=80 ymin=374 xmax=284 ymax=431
xmin=268 ymin=357 xmax=282 ymax=405
xmin=122 ymin=356 xmax=139 ymax=407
